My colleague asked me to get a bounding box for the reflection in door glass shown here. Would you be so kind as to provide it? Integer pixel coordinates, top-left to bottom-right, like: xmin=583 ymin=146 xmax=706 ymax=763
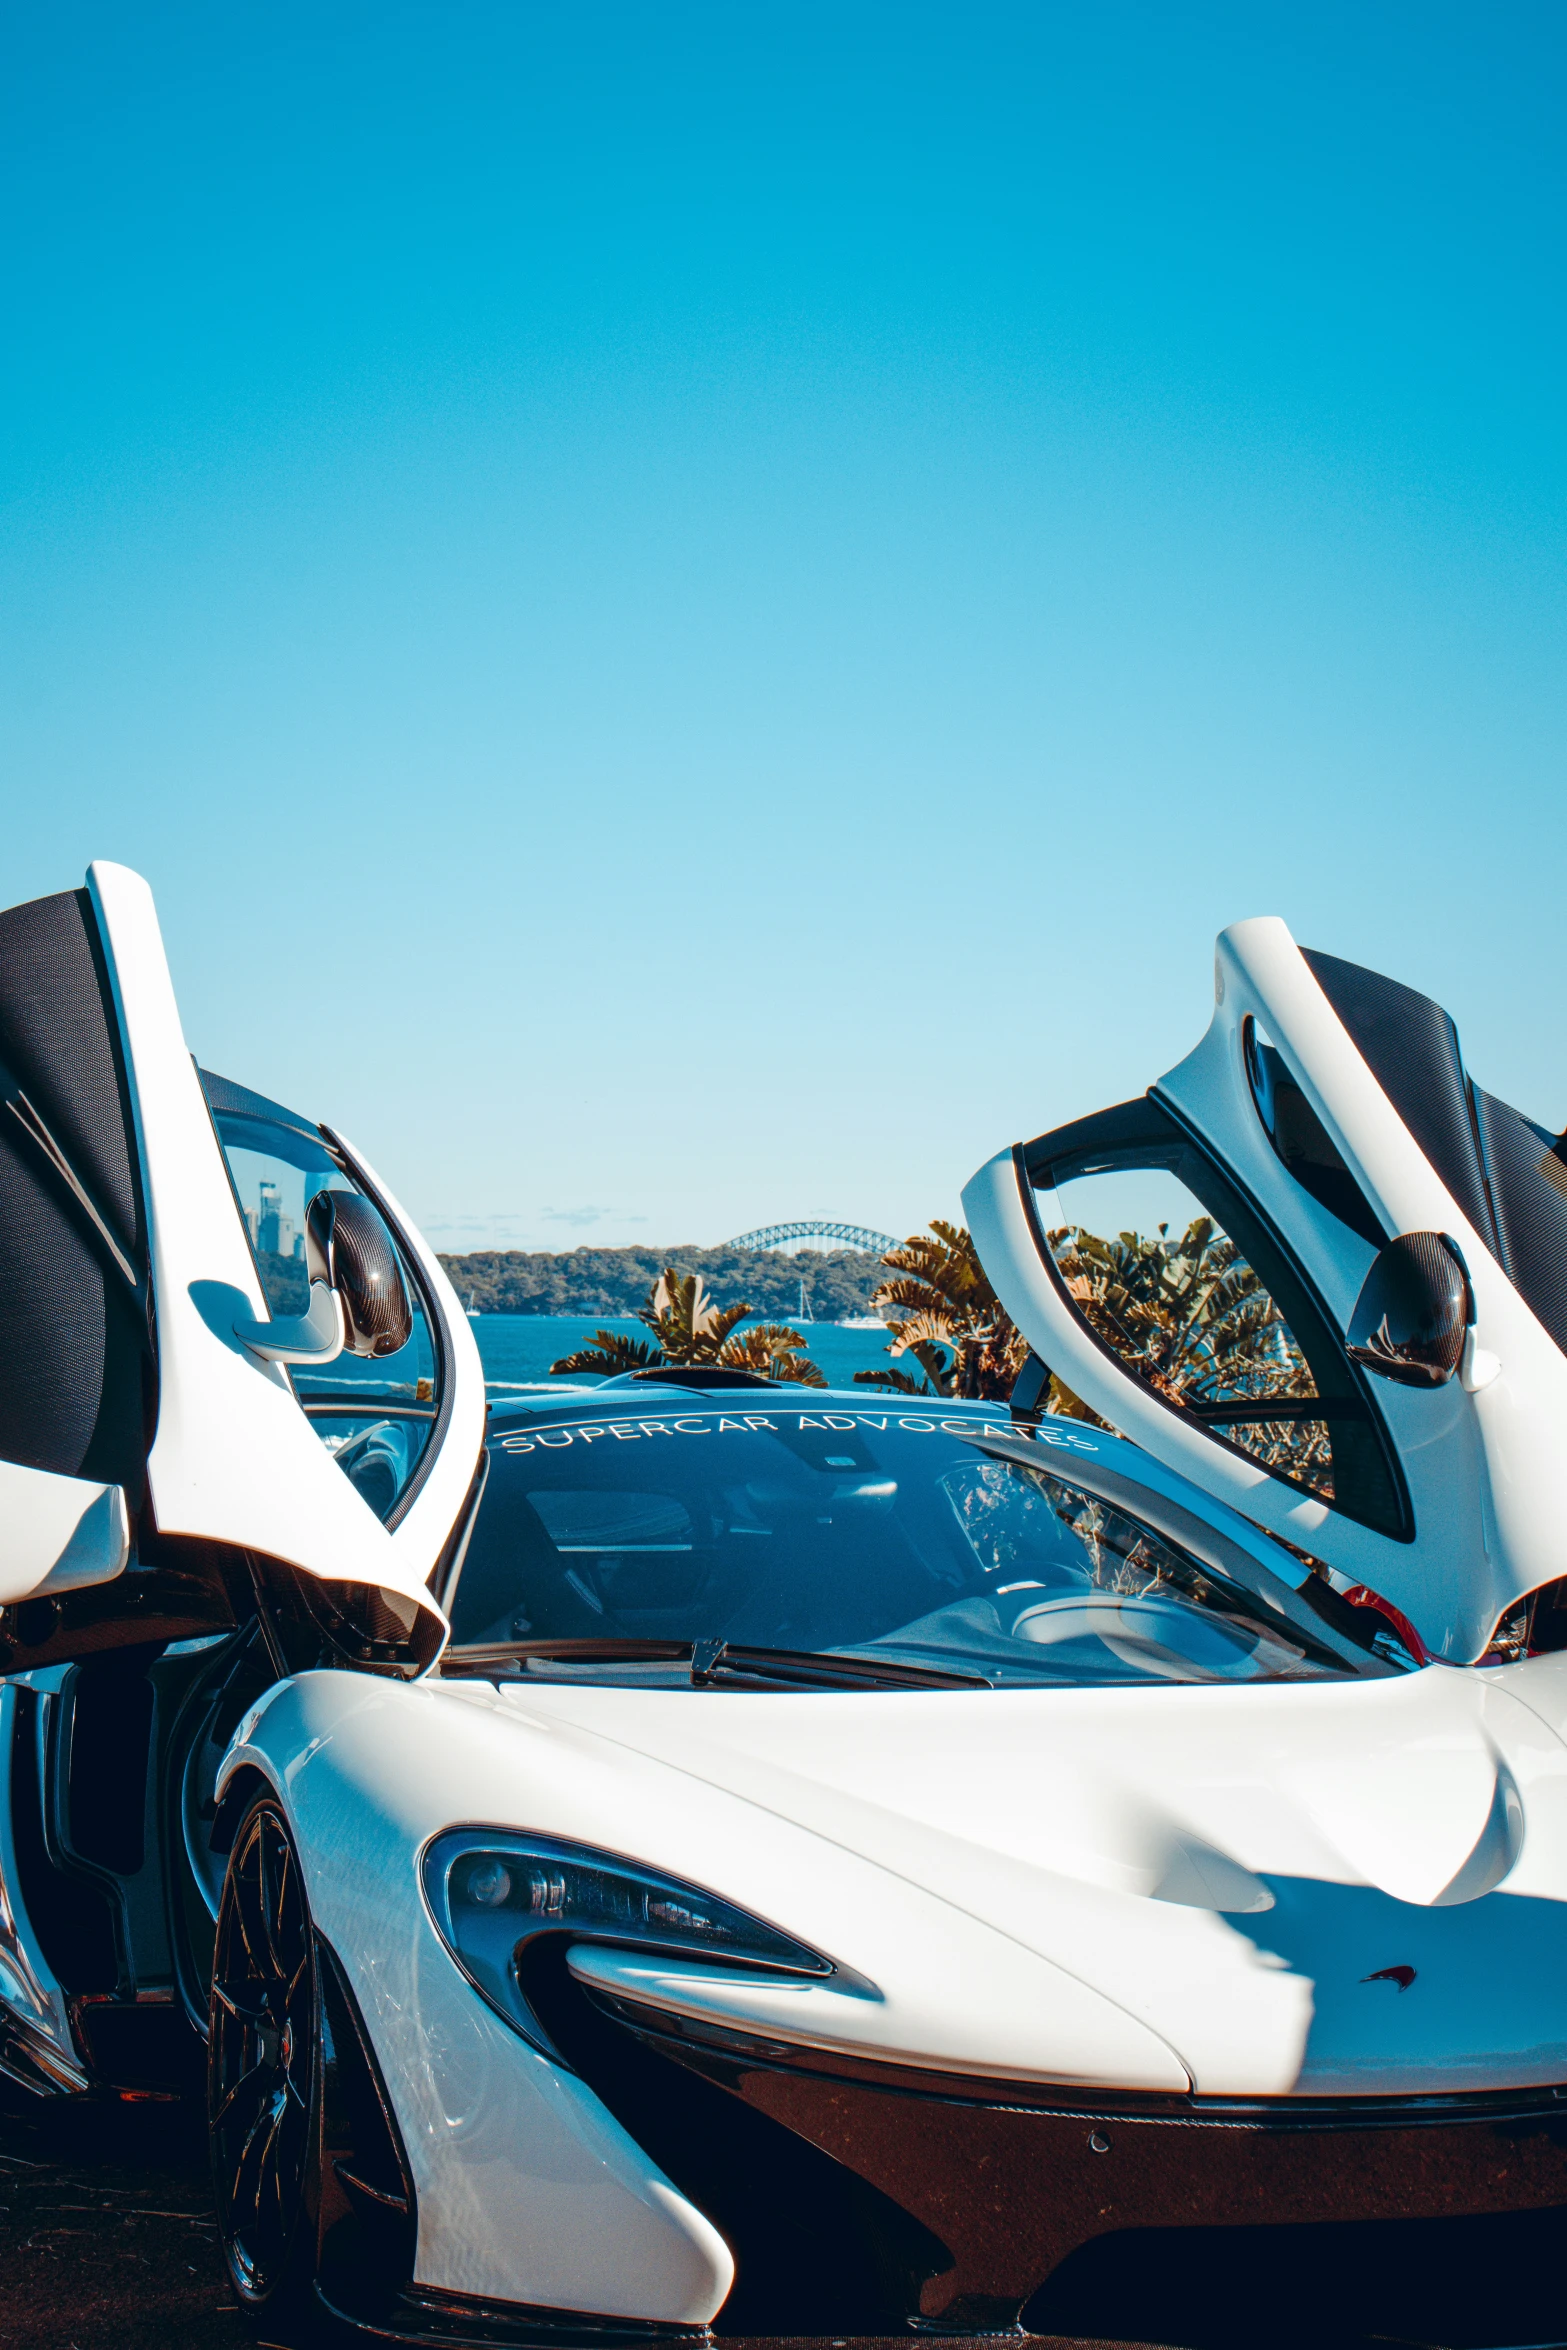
xmin=216 ymin=1116 xmax=354 ymax=1315
xmin=1037 ymin=1166 xmax=1334 ymax=1500
xmin=212 ymin=1106 xmax=439 ymax=1521
xmin=309 ymin=1414 xmax=433 ymax=1522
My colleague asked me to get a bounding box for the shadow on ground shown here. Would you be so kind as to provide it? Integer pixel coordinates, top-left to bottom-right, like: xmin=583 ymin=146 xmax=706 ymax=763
xmin=0 ymin=2086 xmax=244 ymax=2349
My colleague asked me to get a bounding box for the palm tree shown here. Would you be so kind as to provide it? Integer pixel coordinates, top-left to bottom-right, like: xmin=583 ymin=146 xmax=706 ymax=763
xmin=551 ymin=1268 xmax=827 ymax=1387
xmin=853 ymin=1214 xmax=1316 ymax=1477
xmin=1049 ymin=1216 xmax=1329 ymax=1486
xmin=853 ymin=1221 xmax=1097 ymax=1414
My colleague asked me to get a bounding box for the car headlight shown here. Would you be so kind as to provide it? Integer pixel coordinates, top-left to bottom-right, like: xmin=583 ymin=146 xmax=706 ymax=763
xmin=422 ymin=1829 xmax=833 ymax=2056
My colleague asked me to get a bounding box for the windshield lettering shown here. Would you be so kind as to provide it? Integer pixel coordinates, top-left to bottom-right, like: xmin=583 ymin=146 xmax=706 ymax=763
xmin=498 ymin=1411 xmax=1103 ymax=1459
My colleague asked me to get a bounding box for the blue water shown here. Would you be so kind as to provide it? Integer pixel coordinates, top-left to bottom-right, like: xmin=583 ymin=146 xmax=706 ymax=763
xmin=470 ymin=1314 xmax=903 ymax=1398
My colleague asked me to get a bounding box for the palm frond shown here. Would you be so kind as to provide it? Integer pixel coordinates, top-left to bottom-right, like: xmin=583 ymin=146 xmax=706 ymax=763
xmin=877 ymin=1222 xmax=991 ymax=1314
xmin=856 ymin=1220 xmax=1026 ymax=1401
xmin=853 ymin=1365 xmax=938 ymax=1396
xmin=716 ymin=1324 xmax=827 ymax=1386
xmin=689 ymin=1300 xmax=753 ymax=1357
xmin=549 ymin=1332 xmax=662 ymax=1376
xmin=643 ymin=1269 xmax=755 ymax=1363
xmin=873 ymin=1276 xmax=959 ymax=1316
xmin=898 ymin=1338 xmax=954 ymax=1394
xmin=882 ymin=1307 xmax=960 ymax=1353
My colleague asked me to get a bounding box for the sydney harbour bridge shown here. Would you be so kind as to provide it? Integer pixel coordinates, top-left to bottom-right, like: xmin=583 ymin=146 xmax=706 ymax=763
xmin=724 ymin=1219 xmax=899 ymax=1256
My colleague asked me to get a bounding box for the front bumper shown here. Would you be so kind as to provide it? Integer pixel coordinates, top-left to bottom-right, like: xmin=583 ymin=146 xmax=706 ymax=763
xmin=581 ymin=1980 xmax=1567 ymax=2345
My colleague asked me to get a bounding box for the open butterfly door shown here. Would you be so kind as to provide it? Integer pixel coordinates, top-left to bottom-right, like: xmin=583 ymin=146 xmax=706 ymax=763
xmin=0 ymin=864 xmax=484 ymax=1669
xmin=964 ymin=917 xmax=1567 ymax=1663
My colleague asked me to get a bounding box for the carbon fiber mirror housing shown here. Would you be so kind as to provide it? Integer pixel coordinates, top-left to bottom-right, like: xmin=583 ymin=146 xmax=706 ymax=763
xmin=1346 ymin=1231 xmax=1471 ymax=1388
xmin=305 ymin=1190 xmax=413 ymax=1359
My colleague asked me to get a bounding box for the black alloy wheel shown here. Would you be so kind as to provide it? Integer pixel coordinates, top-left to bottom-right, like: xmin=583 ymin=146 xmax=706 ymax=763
xmin=209 ymin=1794 xmax=320 ymax=2316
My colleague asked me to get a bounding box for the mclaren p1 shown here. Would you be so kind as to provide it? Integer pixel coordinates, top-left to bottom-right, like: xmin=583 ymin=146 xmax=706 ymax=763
xmin=2 ymin=872 xmax=1566 ymax=2350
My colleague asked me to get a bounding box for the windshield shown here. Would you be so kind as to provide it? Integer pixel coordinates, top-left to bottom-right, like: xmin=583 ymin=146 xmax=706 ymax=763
xmin=448 ymin=1405 xmax=1368 ymax=1688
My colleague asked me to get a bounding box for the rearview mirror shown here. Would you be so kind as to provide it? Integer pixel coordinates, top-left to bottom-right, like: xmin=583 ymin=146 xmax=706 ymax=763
xmin=305 ymin=1191 xmax=413 ymax=1359
xmin=1345 ymin=1231 xmax=1471 ymax=1388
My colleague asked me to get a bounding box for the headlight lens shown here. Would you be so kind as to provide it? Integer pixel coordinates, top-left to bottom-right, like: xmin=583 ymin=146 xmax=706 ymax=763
xmin=422 ymin=1829 xmax=833 ymax=2055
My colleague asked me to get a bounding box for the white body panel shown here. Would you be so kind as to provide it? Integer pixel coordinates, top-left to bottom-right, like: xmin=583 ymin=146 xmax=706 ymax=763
xmin=0 ymin=1461 xmax=128 ymax=1605
xmin=222 ymin=1675 xmax=736 ymax=2323
xmin=504 ymin=1669 xmax=1567 ymax=2098
xmin=964 ymin=915 xmax=1567 ymax=1661
xmin=88 ymin=862 xmax=481 ymax=1628
xmin=222 ymin=1645 xmax=1567 ymax=2312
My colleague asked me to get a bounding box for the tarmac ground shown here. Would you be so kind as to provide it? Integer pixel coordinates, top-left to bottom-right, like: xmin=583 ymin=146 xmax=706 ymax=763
xmin=0 ymin=2086 xmax=244 ymax=2350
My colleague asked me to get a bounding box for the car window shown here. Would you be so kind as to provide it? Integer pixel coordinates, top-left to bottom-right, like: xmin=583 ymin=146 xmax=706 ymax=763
xmin=214 ymin=1111 xmax=356 ymax=1314
xmin=1017 ymin=1101 xmax=1409 ymax=1541
xmin=1037 ymin=1162 xmax=1334 ymax=1503
xmin=449 ymin=1408 xmax=1373 ymax=1688
xmin=206 ymin=1092 xmax=440 ymax=1523
xmin=1243 ymin=1018 xmax=1386 ymax=1248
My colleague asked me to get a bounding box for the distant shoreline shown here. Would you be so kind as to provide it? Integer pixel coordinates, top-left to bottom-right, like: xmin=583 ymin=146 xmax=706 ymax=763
xmin=463 ymin=1309 xmax=903 ymax=1394
xmin=437 ymin=1240 xmax=890 ymax=1321
xmin=462 ymin=1308 xmax=891 ymax=1328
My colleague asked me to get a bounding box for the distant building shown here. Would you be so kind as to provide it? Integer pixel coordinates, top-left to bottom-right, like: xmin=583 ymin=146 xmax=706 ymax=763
xmin=256 ymin=1180 xmax=296 ymax=1259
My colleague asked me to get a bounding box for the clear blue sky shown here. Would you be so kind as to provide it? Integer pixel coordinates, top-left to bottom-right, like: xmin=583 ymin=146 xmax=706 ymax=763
xmin=4 ymin=4 xmax=1563 ymax=1252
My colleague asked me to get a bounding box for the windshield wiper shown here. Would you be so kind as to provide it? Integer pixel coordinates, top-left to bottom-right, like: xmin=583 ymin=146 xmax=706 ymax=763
xmin=441 ymin=1636 xmax=990 ymax=1691
xmin=442 ymin=1638 xmax=689 ymax=1675
xmin=692 ymin=1640 xmax=991 ymax=1691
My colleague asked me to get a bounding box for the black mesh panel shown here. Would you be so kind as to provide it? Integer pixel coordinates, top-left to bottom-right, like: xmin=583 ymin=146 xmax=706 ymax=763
xmin=0 ymin=891 xmax=140 ymax=1259
xmin=1472 ymin=1090 xmax=1567 ymax=1355
xmin=0 ymin=1132 xmax=108 ymax=1470
xmin=0 ymin=889 xmax=148 ymax=1484
xmin=1302 ymin=949 xmax=1496 ymax=1253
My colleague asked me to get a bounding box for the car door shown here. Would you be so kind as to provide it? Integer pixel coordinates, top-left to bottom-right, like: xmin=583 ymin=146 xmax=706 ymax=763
xmin=963 ymin=915 xmax=1567 ymax=1665
xmin=0 ymin=861 xmax=484 ymax=1673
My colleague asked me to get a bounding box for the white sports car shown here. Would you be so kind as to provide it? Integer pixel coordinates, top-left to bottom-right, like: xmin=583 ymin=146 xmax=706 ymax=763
xmin=3 ymin=869 xmax=1567 ymax=2350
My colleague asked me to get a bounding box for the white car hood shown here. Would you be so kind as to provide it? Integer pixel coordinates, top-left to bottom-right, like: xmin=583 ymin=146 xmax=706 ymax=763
xmin=491 ymin=1660 xmax=1567 ymax=2099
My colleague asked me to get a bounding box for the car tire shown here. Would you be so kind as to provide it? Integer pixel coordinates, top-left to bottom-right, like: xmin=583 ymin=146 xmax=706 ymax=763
xmin=208 ymin=1791 xmax=325 ymax=2338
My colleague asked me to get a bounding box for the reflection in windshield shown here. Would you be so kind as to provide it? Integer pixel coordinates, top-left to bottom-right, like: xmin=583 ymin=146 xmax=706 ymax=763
xmin=450 ymin=1408 xmax=1367 ymax=1689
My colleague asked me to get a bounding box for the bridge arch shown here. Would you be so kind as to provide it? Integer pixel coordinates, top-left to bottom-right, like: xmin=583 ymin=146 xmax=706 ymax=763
xmin=724 ymin=1220 xmax=900 ymax=1257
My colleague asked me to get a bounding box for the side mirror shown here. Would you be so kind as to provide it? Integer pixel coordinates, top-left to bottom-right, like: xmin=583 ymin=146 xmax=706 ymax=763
xmin=1346 ymin=1232 xmax=1471 ymax=1388
xmin=305 ymin=1191 xmax=413 ymax=1359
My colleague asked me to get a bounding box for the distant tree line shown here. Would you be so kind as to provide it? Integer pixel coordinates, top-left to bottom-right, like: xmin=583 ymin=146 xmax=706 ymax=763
xmin=434 ymin=1244 xmax=887 ymax=1321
